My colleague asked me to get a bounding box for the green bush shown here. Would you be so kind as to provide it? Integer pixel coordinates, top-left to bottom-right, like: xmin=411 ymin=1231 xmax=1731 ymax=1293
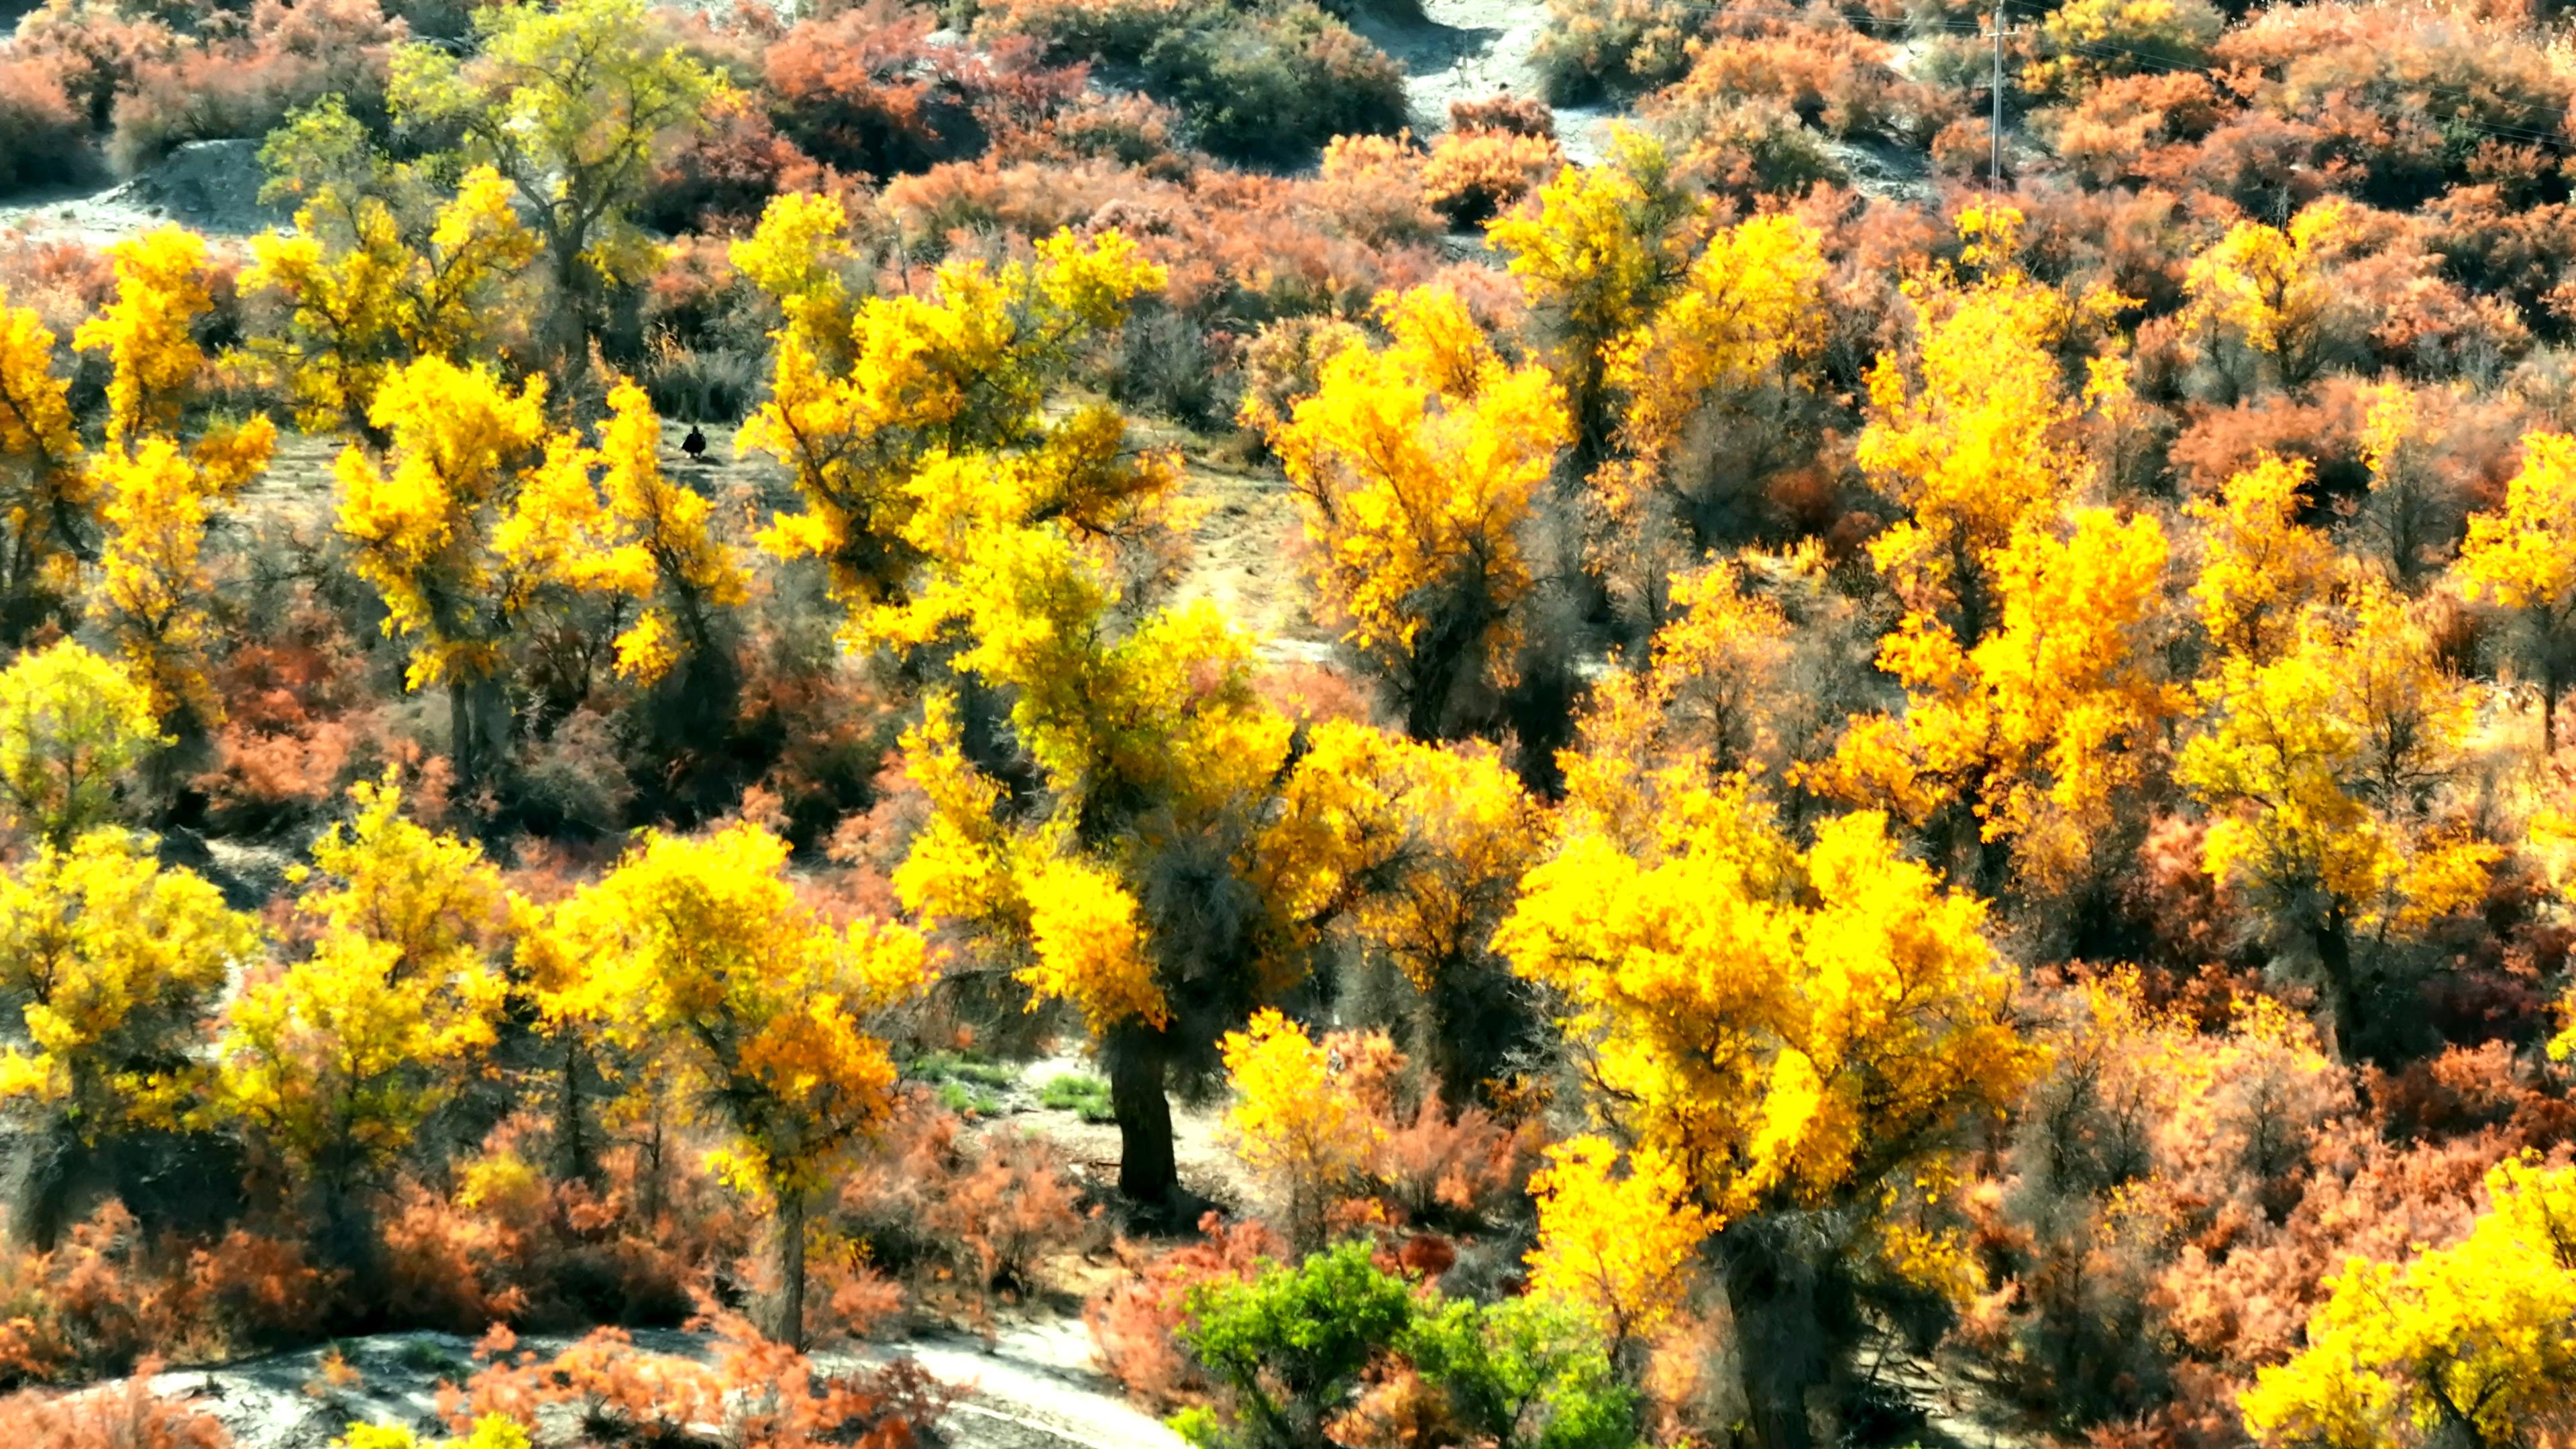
xmin=1173 ymin=1244 xmax=1638 ymax=1449
xmin=1140 ymin=3 xmax=1406 ymax=166
xmin=1040 ymin=1072 xmax=1118 ymax=1123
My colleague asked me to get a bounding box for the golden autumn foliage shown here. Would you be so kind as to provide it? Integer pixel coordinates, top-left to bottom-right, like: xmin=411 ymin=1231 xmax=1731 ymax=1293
xmin=2456 ymin=431 xmax=2576 ymax=750
xmin=0 ymin=830 xmax=260 ymax=1141
xmin=2186 ymin=454 xmax=2339 ymax=664
xmin=2241 ymin=1158 xmax=2576 ymax=1448
xmin=0 ymin=296 xmax=87 ymax=635
xmin=1254 ymin=285 xmax=1568 ymax=737
xmin=335 ymin=354 xmax=552 ymax=694
xmin=1497 ymin=775 xmax=2041 ymax=1283
xmin=1600 ymin=212 xmax=1827 ymax=510
xmin=1523 ymin=1135 xmax=1709 ymax=1354
xmin=1856 ymin=206 xmax=2094 ymax=634
xmin=1814 ymin=506 xmax=2182 ymax=889
xmin=738 ymin=203 xmax=1170 ymax=640
xmin=531 ymin=820 xmax=928 ymax=1342
xmin=0 ymin=641 xmax=160 ymax=851
xmin=217 ymin=773 xmax=511 ymax=1195
xmin=2182 ymin=200 xmax=2351 ymax=391
xmin=2180 ymin=583 xmax=2500 ymax=1051
xmin=237 ymin=165 xmax=539 ymax=439
xmin=1219 ymin=1010 xmax=1381 ymax=1253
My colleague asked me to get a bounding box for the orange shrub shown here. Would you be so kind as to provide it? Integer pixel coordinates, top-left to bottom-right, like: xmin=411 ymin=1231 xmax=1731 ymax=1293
xmin=0 ymin=1361 xmax=229 ymax=1448
xmin=1447 ymin=93 xmax=1553 ymax=139
xmin=445 ymin=1318 xmax=955 ymax=1446
xmin=1085 ymin=1212 xmax=1285 ymax=1410
xmin=0 ymin=61 xmax=95 ymax=194
xmin=107 ymin=0 xmax=402 ymax=176
xmin=1421 ymin=129 xmax=1561 ymax=228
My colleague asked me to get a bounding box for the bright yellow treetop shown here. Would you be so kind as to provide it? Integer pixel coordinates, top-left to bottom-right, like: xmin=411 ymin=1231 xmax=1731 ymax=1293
xmin=1813 ymin=506 xmax=2182 ymax=888
xmin=0 ymin=828 xmax=261 ymax=1140
xmin=1858 ymin=207 xmax=2094 ymax=633
xmin=238 ymin=166 xmax=539 ymax=439
xmin=2241 ymin=1157 xmax=2576 ymax=1448
xmin=2181 ymin=200 xmax=2350 ymax=391
xmin=1496 ymin=784 xmax=2041 ymax=1271
xmin=0 ymin=640 xmax=162 ymax=849
xmin=1524 ymin=1134 xmax=1712 ymax=1353
xmin=737 ymin=203 xmax=1169 ymax=639
xmin=73 ymin=227 xmax=215 ymax=451
xmin=335 ymin=354 xmax=551 ymax=690
xmin=533 ymin=819 xmax=929 ymax=1203
xmin=2457 ymin=431 xmax=2576 ymax=751
xmin=1256 ymin=284 xmax=1569 ymax=735
xmin=2186 ymin=454 xmax=2339 ymax=663
xmin=1218 ymin=1009 xmax=1383 ymax=1252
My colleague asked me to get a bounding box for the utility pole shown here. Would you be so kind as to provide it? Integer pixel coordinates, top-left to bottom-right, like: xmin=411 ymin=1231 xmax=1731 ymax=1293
xmin=1990 ymin=0 xmax=2005 ymax=186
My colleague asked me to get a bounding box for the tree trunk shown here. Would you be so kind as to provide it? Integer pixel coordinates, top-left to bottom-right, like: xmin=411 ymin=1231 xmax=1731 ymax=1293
xmin=2544 ymin=655 xmax=2560 ymax=757
xmin=1107 ymin=1028 xmax=1181 ymax=1220
xmin=2314 ymin=912 xmax=2360 ymax=1062
xmin=557 ymin=1036 xmax=596 ymax=1188
xmin=775 ymin=1189 xmax=808 ymax=1349
xmin=1717 ymin=1222 xmax=1840 ymax=1449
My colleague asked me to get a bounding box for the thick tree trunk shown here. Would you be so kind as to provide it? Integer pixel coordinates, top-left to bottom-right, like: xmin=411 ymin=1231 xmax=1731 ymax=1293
xmin=776 ymin=1189 xmax=808 ymax=1349
xmin=2314 ymin=912 xmax=2361 ymax=1062
xmin=557 ymin=1036 xmax=596 ymax=1188
xmin=1107 ymin=1030 xmax=1180 ymax=1219
xmin=1717 ymin=1222 xmax=1846 ymax=1449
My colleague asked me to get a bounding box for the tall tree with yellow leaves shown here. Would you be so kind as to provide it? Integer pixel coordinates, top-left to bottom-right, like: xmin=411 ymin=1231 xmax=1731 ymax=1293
xmin=2456 ymin=431 xmax=2576 ymax=753
xmin=1495 ymin=772 xmax=2039 ymax=1449
xmin=2179 ymin=584 xmax=2500 ymax=1058
xmin=0 ymin=296 xmax=88 ymax=643
xmin=1813 ymin=506 xmax=2182 ymax=892
xmin=2241 ymin=1157 xmax=2576 ymax=1448
xmin=333 ymin=355 xmax=551 ymax=790
xmin=736 ymin=203 xmax=1173 ymax=642
xmin=530 ymin=821 xmax=928 ymax=1346
xmin=1486 ymin=129 xmax=1701 ymax=476
xmin=0 ymin=828 xmax=260 ymax=1244
xmin=2180 ymin=200 xmax=2350 ymax=395
xmin=76 ymin=226 xmax=278 ymax=728
xmin=390 ymin=0 xmax=717 ymax=375
xmin=237 ymin=160 xmax=539 ymax=441
xmin=0 ymin=641 xmax=160 ymax=850
xmin=1254 ymin=286 xmax=1569 ymax=739
xmin=2185 ymin=453 xmax=2340 ymax=665
xmin=1856 ymin=205 xmax=2093 ymax=643
xmin=215 ymin=773 xmax=511 ymax=1220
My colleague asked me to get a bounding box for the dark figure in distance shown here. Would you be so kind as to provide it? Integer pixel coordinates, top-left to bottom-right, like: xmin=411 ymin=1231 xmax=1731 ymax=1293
xmin=682 ymin=425 xmax=707 ymax=462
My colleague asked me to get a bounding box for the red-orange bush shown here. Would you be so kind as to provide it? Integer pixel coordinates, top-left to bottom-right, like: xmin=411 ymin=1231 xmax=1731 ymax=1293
xmin=0 ymin=1361 xmax=229 ymax=1448
xmin=107 ymin=0 xmax=401 ymax=176
xmin=1086 ymin=1212 xmax=1285 ymax=1410
xmin=0 ymin=61 xmax=95 ymax=194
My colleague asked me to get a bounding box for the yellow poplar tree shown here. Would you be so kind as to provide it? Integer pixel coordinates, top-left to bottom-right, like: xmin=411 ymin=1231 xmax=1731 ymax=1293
xmin=1813 ymin=507 xmax=2182 ymax=891
xmin=2455 ymin=431 xmax=2576 ymax=753
xmin=1597 ymin=211 xmax=1829 ymax=545
xmin=2241 ymin=1157 xmax=2576 ymax=1448
xmin=1523 ymin=1136 xmax=1709 ymax=1362
xmin=532 ymin=821 xmax=928 ymax=1346
xmin=495 ymin=378 xmax=748 ymax=688
xmin=216 ymin=773 xmax=511 ymax=1209
xmin=1495 ymin=770 xmax=2040 ymax=1448
xmin=1855 ymin=205 xmax=2091 ymax=641
xmin=2180 ymin=200 xmax=2350 ymax=394
xmin=0 ymin=830 xmax=260 ymax=1160
xmin=0 ymin=641 xmax=160 ymax=849
xmin=334 ymin=354 xmax=551 ymax=788
xmin=0 ymin=295 xmax=88 ymax=641
xmin=389 ymin=0 xmax=717 ymax=372
xmin=1485 ymin=129 xmax=1702 ymax=472
xmin=2186 ymin=454 xmax=2339 ymax=664
xmin=1254 ymin=285 xmax=1570 ymax=739
xmin=237 ymin=165 xmax=539 ymax=440
xmin=1218 ymin=1010 xmax=1380 ymax=1254
xmin=2178 ymin=585 xmax=2500 ymax=1057
xmin=736 ymin=203 xmax=1171 ymax=641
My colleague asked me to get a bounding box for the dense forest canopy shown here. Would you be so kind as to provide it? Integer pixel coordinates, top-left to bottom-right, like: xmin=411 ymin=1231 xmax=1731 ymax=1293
xmin=0 ymin=0 xmax=2573 ymax=1443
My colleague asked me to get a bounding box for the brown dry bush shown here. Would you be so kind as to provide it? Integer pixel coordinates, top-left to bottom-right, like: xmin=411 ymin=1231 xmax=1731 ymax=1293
xmin=1086 ymin=1212 xmax=1285 ymax=1410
